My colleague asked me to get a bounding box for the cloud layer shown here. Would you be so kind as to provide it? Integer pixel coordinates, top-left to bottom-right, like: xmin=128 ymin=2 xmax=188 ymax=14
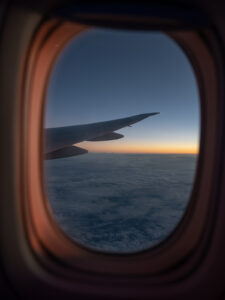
xmin=45 ymin=153 xmax=197 ymax=253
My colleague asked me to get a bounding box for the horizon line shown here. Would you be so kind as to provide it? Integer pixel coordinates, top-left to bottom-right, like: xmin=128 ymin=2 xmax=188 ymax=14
xmin=88 ymin=151 xmax=198 ymax=155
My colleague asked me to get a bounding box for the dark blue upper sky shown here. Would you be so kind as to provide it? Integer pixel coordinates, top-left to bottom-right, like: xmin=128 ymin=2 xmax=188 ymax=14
xmin=45 ymin=28 xmax=199 ymax=154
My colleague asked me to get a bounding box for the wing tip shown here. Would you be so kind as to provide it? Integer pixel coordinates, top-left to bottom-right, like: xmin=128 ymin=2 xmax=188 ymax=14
xmin=146 ymin=112 xmax=160 ymax=117
xmin=135 ymin=112 xmax=160 ymax=122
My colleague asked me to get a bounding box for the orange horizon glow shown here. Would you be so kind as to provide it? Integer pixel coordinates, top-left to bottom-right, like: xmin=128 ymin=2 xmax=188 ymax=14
xmin=78 ymin=142 xmax=199 ymax=155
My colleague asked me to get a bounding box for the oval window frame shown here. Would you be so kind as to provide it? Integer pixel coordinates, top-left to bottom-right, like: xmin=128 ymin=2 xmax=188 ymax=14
xmin=22 ymin=19 xmax=218 ymax=277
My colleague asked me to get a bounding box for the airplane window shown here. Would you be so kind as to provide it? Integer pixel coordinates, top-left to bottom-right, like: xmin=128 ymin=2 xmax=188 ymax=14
xmin=44 ymin=28 xmax=199 ymax=253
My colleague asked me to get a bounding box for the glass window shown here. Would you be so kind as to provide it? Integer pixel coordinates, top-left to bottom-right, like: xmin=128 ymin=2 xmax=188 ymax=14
xmin=44 ymin=28 xmax=199 ymax=253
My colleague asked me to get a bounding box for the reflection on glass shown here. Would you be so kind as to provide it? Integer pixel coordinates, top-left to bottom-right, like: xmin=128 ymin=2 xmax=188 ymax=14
xmin=44 ymin=28 xmax=199 ymax=253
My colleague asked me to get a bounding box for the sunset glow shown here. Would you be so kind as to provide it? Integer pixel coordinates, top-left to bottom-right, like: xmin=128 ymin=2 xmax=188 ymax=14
xmin=78 ymin=141 xmax=199 ymax=155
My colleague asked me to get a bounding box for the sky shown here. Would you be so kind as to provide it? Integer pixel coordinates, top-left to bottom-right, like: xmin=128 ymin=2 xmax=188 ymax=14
xmin=45 ymin=27 xmax=200 ymax=154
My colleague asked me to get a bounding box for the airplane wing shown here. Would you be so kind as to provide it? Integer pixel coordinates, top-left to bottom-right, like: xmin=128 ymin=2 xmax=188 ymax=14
xmin=45 ymin=112 xmax=159 ymax=160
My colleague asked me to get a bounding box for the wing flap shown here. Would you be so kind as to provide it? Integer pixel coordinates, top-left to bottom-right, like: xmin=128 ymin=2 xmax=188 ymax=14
xmin=88 ymin=132 xmax=124 ymax=141
xmin=45 ymin=145 xmax=88 ymax=160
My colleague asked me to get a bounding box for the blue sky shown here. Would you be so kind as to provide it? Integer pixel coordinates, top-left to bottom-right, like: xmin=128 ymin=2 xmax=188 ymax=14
xmin=45 ymin=27 xmax=200 ymax=154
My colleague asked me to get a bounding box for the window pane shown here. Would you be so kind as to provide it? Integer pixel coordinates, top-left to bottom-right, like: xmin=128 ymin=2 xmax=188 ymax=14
xmin=44 ymin=28 xmax=199 ymax=253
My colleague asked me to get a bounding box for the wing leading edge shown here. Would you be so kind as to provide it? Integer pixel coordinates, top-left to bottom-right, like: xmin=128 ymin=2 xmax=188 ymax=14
xmin=45 ymin=112 xmax=159 ymax=160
